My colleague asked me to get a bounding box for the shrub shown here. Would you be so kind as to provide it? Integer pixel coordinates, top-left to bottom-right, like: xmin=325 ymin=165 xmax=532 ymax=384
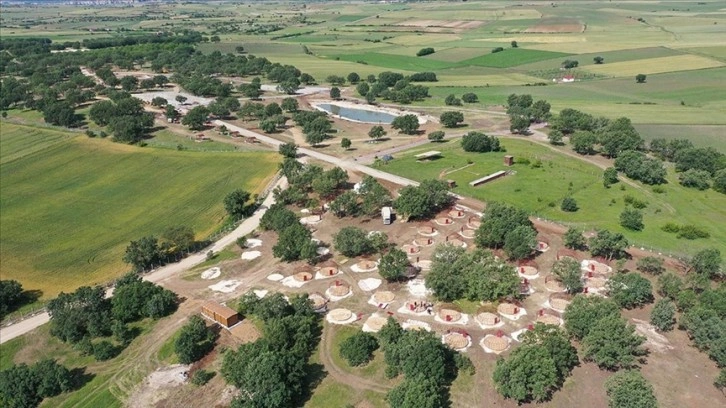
xmin=92 ymin=340 xmax=119 ymax=361
xmin=191 ymin=369 xmax=216 ymax=386
xmin=636 ymin=256 xmax=665 ymax=275
xmin=676 ymin=224 xmax=710 ymax=240
xmin=444 ymin=94 xmax=462 ymax=106
xmin=620 ymin=208 xmax=644 ymax=231
xmin=416 ymin=47 xmax=435 ymax=57
xmin=339 ymin=331 xmax=379 ymax=366
xmin=623 ymin=194 xmax=648 ymax=209
xmin=560 ymin=197 xmax=578 ymax=212
xmin=428 ymin=130 xmax=445 ymax=142
xmin=650 ymin=299 xmax=676 ymax=332
xmin=661 ymin=223 xmax=681 ymax=233
xmin=679 ymin=169 xmax=711 ymax=190
xmin=492 ymin=47 xmax=504 ymax=53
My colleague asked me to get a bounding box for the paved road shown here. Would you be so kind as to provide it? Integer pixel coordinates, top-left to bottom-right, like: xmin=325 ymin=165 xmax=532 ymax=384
xmin=214 ymin=120 xmax=420 ymax=187
xmin=0 ymin=176 xmax=288 ymax=344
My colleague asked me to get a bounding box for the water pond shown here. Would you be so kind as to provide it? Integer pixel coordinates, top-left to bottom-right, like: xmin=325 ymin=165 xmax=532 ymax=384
xmin=316 ymin=103 xmax=398 ymax=124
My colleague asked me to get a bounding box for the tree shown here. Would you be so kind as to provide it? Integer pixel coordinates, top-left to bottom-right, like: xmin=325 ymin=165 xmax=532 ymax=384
xmin=340 ymin=331 xmax=378 ymax=366
xmin=444 ymin=94 xmax=462 ymax=106
xmin=503 ymin=225 xmax=537 ymax=261
xmin=439 ymin=111 xmax=464 ymax=128
xmin=123 ymin=236 xmax=162 ymax=272
xmin=571 ymin=131 xmax=598 ymax=154
xmin=564 ymin=295 xmax=621 ymax=340
xmin=614 ymin=150 xmax=667 ymax=185
xmin=42 ymin=101 xmax=81 ymax=127
xmin=368 ymin=125 xmax=386 ymax=141
xmin=589 ymin=230 xmax=629 ymax=260
xmin=636 ymin=256 xmax=665 ymax=275
xmin=379 ymin=248 xmax=410 ymax=282
xmin=0 ymin=359 xmax=74 ymax=408
xmin=347 ymin=72 xmax=360 ymax=84
xmin=162 ymin=225 xmax=195 ymax=254
xmin=679 ymin=169 xmax=711 ymax=190
xmin=462 ymin=92 xmax=478 ymax=103
xmin=607 ymin=273 xmax=654 ymax=309
xmin=356 ymin=82 xmax=370 ymax=97
xmin=713 ymin=169 xmax=726 ymax=194
xmin=340 ymin=137 xmax=351 ymax=150
xmin=272 ymin=223 xmax=316 ymax=262
xmin=387 ymin=375 xmax=445 ymax=408
xmin=620 ymin=207 xmax=644 ymax=231
xmin=582 ymin=315 xmax=645 ymax=370
xmin=715 ymin=369 xmax=726 ymax=394
xmin=563 ymin=227 xmax=586 ymax=250
xmin=428 ymin=130 xmax=445 ymax=142
xmin=562 ymin=60 xmax=579 ymax=69
xmin=552 ymin=258 xmax=583 ymax=294
xmin=181 ymin=106 xmax=209 ymax=130
xmin=0 ymin=280 xmax=24 ymax=319
xmin=635 ymin=74 xmax=647 ymax=83
xmin=605 ymin=370 xmax=658 ymax=408
xmin=689 ymin=248 xmax=722 ymax=279
xmin=394 ymin=179 xmax=451 ymax=220
xmin=223 ymin=189 xmax=252 ymax=220
xmin=151 ymin=96 xmax=167 ymax=107
xmin=657 ymin=272 xmax=683 ymax=300
xmin=493 ymin=345 xmax=559 ymax=403
xmin=599 ymin=117 xmax=643 ymax=158
xmin=165 ymin=105 xmax=179 ymax=120
xmin=119 ymin=75 xmax=138 ymax=92
xmin=330 ymin=86 xmax=341 ymax=100
xmin=48 ymin=286 xmax=111 ymax=343
xmin=330 ymin=190 xmax=360 ymax=217
xmin=603 ymin=167 xmax=619 ymax=187
xmin=278 ymin=142 xmax=298 ymax=158
xmin=461 ymin=131 xmax=501 ymax=153
xmin=650 ymin=299 xmax=676 ymax=331
xmin=560 ymin=197 xmax=578 ymax=212
xmin=530 ymin=100 xmax=552 ymax=123
xmin=416 ymin=47 xmax=435 ymax=57
xmin=175 ymin=315 xmax=216 ymax=364
xmin=334 ymin=227 xmax=373 ymax=257
xmin=260 ymin=203 xmax=298 ymax=232
xmin=511 ymin=40 xmax=518 ymax=48
xmin=521 ymin=324 xmax=579 ymax=379
xmin=548 ymin=130 xmax=564 ymax=145
xmin=280 ymin=97 xmax=298 ymax=113
xmin=391 ymin=114 xmax=419 ymax=135
xmin=475 ymin=202 xmax=532 ymax=249
xmin=175 ymin=95 xmax=188 ymax=104
xmin=594 ymin=56 xmax=604 ymax=64
xmin=359 ymin=176 xmax=393 ymax=216
xmin=510 ymin=115 xmax=530 ymax=134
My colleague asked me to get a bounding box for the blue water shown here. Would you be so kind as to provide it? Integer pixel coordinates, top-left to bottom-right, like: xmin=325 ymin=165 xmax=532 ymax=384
xmin=317 ymin=103 xmax=398 ymax=124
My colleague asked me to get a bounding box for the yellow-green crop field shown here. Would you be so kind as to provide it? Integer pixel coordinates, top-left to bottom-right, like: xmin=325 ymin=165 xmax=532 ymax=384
xmin=0 ymin=123 xmax=279 ymax=298
xmin=583 ymin=55 xmax=724 ymax=77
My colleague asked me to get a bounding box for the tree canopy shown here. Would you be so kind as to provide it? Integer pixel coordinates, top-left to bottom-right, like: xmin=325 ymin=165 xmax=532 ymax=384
xmin=605 ymin=370 xmax=658 ymax=408
xmin=563 ymin=295 xmax=621 ymax=340
xmin=394 ymin=179 xmax=452 ymax=220
xmin=175 ymin=315 xmax=216 ymax=364
xmin=461 ymin=131 xmax=501 ymax=153
xmin=606 ymin=273 xmax=654 ymax=309
xmin=552 ymin=257 xmax=583 ymax=294
xmin=475 ymin=202 xmax=533 ymax=249
xmin=581 ymin=315 xmax=646 ymax=370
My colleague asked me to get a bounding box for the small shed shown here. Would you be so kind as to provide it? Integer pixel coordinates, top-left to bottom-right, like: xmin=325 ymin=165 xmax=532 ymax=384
xmin=503 ymin=155 xmax=514 ymax=166
xmin=415 ymin=151 xmax=442 ymax=161
xmin=201 ymin=301 xmax=239 ymax=328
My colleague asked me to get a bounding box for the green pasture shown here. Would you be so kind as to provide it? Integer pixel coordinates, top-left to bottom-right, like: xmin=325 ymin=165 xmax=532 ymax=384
xmin=383 ymin=139 xmax=726 ymax=256
xmin=455 ymin=48 xmax=570 ymax=68
xmin=635 ymin=125 xmax=726 ymax=152
xmin=0 ymin=123 xmax=279 ymax=298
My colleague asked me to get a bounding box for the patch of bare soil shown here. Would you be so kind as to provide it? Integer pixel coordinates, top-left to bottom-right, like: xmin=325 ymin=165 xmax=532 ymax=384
xmin=128 ymin=364 xmax=191 ymax=408
xmin=632 ymin=318 xmax=674 ymax=353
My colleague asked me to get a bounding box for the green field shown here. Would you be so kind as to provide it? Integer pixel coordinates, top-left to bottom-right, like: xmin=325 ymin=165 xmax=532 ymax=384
xmin=0 ymin=123 xmax=279 ymax=298
xmin=383 ymin=139 xmax=726 ymax=256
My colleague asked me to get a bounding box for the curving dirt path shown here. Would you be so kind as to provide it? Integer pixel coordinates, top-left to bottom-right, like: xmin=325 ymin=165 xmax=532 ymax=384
xmin=318 ymin=323 xmax=392 ymax=394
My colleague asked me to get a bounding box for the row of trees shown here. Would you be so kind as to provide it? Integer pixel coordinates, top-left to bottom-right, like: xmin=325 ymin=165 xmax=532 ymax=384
xmin=355 ymin=71 xmax=431 ymax=105
xmin=506 ymin=94 xmax=552 ymax=134
xmin=223 ymin=293 xmax=322 ymax=407
xmin=47 ymin=275 xmax=177 ymax=362
xmin=0 ymin=359 xmax=78 ymax=408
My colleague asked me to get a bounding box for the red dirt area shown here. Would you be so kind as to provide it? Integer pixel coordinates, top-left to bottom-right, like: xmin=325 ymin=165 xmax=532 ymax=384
xmin=524 ymin=18 xmax=585 ymax=33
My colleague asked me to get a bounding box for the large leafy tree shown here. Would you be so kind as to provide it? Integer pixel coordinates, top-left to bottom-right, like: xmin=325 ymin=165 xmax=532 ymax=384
xmin=333 ymin=226 xmax=373 ymax=257
xmin=581 ymin=315 xmax=645 ymax=370
xmin=493 ymin=345 xmax=559 ymax=403
xmin=689 ymin=248 xmax=722 ymax=279
xmin=605 ymin=370 xmax=658 ymax=408
xmin=563 ymin=227 xmax=587 ymax=250
xmin=521 ymin=324 xmax=579 ymax=379
xmin=223 ymin=189 xmax=253 ymax=220
xmin=387 ymin=376 xmax=445 ymax=408
xmin=272 ymin=223 xmax=317 ymax=262
xmin=563 ymin=295 xmax=620 ymax=340
xmin=48 ymin=286 xmax=111 ymax=343
xmin=0 ymin=359 xmax=73 ymax=408
xmin=111 ymin=273 xmax=177 ymax=322
xmin=260 ymin=203 xmax=298 ymax=232
xmin=598 ymin=117 xmax=643 ymax=158
xmin=475 ymin=202 xmax=533 ymax=249
xmin=0 ymin=280 xmax=24 ymax=319
xmin=461 ymin=131 xmax=501 ymax=153
xmin=359 ymin=176 xmax=392 ymax=216
xmin=394 ymin=179 xmax=451 ymax=220
xmin=174 ymin=315 xmax=216 ymax=364
xmin=339 ymin=331 xmax=379 ymax=366
xmin=378 ymin=248 xmax=410 ymax=282
xmin=552 ymin=257 xmax=583 ymax=294
xmin=391 ymin=114 xmax=420 ymax=135
xmin=181 ymin=105 xmax=210 ymax=130
xmin=650 ymin=299 xmax=676 ymax=332
xmin=589 ymin=230 xmax=629 ymax=260
xmin=123 ymin=236 xmax=163 ymax=271
xmin=503 ymin=224 xmax=537 ymax=260
xmin=606 ymin=273 xmax=654 ymax=309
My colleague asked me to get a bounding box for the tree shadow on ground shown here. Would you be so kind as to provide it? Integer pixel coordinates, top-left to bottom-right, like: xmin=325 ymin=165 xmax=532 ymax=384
xmin=295 ymin=362 xmax=327 ymax=407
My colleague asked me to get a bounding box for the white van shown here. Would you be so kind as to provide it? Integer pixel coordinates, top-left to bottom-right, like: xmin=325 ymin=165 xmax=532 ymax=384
xmin=381 ymin=206 xmax=393 ymax=225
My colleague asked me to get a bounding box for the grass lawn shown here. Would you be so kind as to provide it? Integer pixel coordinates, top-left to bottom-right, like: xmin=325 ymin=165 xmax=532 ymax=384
xmin=382 ymin=139 xmax=726 ymax=256
xmin=0 ymin=123 xmax=279 ymax=298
